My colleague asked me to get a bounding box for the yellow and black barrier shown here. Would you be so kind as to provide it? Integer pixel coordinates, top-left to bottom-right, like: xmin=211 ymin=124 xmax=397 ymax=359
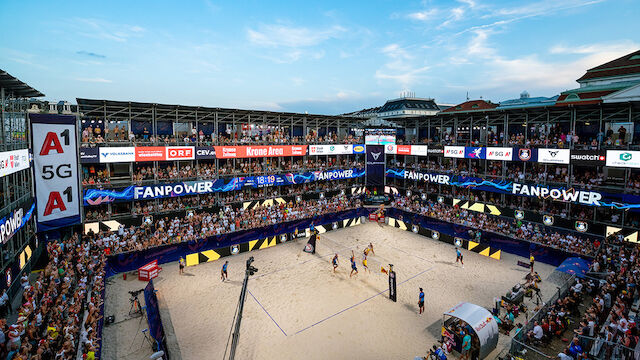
xmin=387 ymin=216 xmax=501 ymax=260
xmin=186 ymin=216 xmax=363 ymax=267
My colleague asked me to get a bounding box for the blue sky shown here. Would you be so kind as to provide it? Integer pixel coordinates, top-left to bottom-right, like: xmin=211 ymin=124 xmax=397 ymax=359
xmin=1 ymin=0 xmax=638 ymax=114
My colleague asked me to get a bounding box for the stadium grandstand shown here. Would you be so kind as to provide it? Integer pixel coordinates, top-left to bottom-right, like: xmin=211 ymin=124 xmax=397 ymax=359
xmin=2 ymin=48 xmax=640 ymax=360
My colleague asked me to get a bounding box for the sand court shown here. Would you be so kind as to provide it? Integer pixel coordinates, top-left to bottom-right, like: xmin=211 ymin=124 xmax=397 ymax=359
xmin=105 ymin=222 xmax=559 ymax=360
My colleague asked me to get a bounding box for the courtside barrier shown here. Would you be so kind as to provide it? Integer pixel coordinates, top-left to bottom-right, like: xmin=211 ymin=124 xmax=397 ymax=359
xmin=105 ymin=207 xmax=370 ymax=277
xmin=386 ymin=208 xmax=593 ymax=266
xmin=185 ymin=215 xmax=364 ymax=266
xmin=387 ymin=216 xmax=501 ymax=260
xmin=144 ymin=280 xmax=168 ymax=359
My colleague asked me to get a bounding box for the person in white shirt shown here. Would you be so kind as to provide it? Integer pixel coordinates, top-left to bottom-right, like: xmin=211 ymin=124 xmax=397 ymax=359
xmin=557 ymin=349 xmax=572 ymax=360
xmin=572 ymin=280 xmax=583 ymax=294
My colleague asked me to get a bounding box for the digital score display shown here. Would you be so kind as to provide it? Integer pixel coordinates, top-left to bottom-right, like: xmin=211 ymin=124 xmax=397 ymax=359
xmin=365 ymin=128 xmax=396 ymax=145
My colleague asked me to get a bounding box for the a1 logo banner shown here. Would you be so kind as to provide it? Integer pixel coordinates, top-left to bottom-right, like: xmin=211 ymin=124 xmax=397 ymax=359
xmin=30 ymin=114 xmax=81 ymax=230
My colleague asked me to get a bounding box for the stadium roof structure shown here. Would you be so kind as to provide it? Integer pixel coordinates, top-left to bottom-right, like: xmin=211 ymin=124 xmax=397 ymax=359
xmin=76 ymin=98 xmax=362 ymax=127
xmin=556 ymin=80 xmax=640 ymax=107
xmin=496 ymin=91 xmax=559 ymax=110
xmin=0 ymin=69 xmax=45 ymax=98
xmin=346 ymin=96 xmax=452 ymax=121
xmin=577 ymin=49 xmax=640 ymax=83
xmin=378 ymin=97 xmax=443 ymax=113
xmin=440 ymin=99 xmax=498 ymax=113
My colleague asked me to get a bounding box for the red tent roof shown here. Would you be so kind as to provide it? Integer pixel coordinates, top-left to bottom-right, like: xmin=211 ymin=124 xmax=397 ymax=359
xmin=440 ymin=100 xmax=498 ymax=113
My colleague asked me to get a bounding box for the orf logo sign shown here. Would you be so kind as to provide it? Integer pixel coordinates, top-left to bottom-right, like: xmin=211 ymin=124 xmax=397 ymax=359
xmin=167 ymin=147 xmax=194 ymax=160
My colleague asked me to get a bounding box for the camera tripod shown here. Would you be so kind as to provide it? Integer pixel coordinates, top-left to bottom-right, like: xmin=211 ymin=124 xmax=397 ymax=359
xmin=129 ymin=289 xmax=144 ymax=316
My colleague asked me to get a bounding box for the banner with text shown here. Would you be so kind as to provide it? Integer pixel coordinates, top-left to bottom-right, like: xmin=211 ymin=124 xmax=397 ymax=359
xmin=387 ymin=168 xmax=640 ymax=210
xmin=214 ymin=145 xmax=307 ymax=158
xmin=0 ymin=149 xmax=30 ymax=178
xmin=84 ymin=168 xmax=365 ymax=204
xmin=30 ymin=114 xmax=81 ymax=230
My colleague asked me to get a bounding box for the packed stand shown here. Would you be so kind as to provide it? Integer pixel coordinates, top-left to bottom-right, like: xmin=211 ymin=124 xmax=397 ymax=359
xmin=0 ymin=233 xmax=106 ymax=360
xmin=90 ymin=194 xmax=361 ymax=254
xmin=392 ymin=195 xmax=599 ymax=256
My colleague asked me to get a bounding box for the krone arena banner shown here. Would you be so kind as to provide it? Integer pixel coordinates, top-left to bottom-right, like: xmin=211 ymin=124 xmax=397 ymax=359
xmin=214 ymin=145 xmax=307 ymax=158
xmin=84 ymin=168 xmax=365 ymax=205
xmin=387 ymin=168 xmax=640 ymax=210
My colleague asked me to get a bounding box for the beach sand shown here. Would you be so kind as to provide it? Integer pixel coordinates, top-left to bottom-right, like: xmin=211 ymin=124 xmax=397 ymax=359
xmin=104 ymin=221 xmax=558 ymax=360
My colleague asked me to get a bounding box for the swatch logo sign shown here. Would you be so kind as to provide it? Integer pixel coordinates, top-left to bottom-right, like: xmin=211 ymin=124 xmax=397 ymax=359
xmin=570 ymin=151 xmax=605 ymax=164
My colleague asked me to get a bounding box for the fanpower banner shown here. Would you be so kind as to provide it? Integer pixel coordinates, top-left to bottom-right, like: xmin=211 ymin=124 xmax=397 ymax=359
xmin=387 ymin=168 xmax=640 ymax=210
xmin=83 ymin=168 xmax=365 ymax=205
xmin=30 ymin=114 xmax=81 ymax=230
xmin=0 ymin=200 xmax=35 ymax=245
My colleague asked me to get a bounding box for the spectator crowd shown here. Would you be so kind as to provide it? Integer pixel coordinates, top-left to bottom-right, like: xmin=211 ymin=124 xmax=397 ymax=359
xmin=392 ymin=195 xmax=599 ymax=256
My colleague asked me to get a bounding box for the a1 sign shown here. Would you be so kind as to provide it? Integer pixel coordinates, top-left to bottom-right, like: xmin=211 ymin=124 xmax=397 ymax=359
xmin=30 ymin=114 xmax=80 ymax=229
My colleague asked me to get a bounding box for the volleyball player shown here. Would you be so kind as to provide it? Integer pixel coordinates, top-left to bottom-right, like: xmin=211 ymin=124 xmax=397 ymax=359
xmin=179 ymin=256 xmax=185 ymax=275
xmin=221 ymin=260 xmax=229 ymax=281
xmin=362 ymin=250 xmax=369 ymax=273
xmin=456 ymin=247 xmax=464 ymax=268
xmin=368 ymin=242 xmax=375 ymax=256
xmin=332 ymin=253 xmax=339 ymax=272
xmin=350 ymin=251 xmax=358 ymax=278
xmin=418 ymin=288 xmax=425 ymax=314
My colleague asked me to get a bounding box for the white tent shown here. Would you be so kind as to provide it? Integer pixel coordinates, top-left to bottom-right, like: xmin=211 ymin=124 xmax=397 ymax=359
xmin=442 ymin=302 xmax=499 ymax=359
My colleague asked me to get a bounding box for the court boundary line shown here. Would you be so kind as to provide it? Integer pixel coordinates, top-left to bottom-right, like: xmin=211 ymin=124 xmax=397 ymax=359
xmin=293 ymin=265 xmax=435 ymax=335
xmin=248 ymin=290 xmax=288 ymax=336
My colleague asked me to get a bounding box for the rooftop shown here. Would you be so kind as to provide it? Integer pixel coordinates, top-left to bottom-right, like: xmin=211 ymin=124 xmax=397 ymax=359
xmin=0 ymin=69 xmax=45 ymax=98
xmin=440 ymin=99 xmax=498 ymax=113
xmin=577 ymin=49 xmax=640 ymax=83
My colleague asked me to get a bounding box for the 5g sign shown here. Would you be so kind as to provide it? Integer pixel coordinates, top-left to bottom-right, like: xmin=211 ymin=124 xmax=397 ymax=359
xmin=30 ymin=114 xmax=80 ymax=230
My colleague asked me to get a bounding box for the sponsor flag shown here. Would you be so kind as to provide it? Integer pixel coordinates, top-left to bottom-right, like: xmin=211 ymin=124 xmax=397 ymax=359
xmin=303 ymin=234 xmax=317 ymax=254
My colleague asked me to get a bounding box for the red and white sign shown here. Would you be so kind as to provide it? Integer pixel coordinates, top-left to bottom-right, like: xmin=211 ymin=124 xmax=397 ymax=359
xmin=385 ymin=145 xmax=428 ymax=156
xmin=396 ymin=145 xmax=412 ymax=155
xmin=138 ymin=260 xmax=161 ymax=281
xmin=385 ymin=144 xmax=397 ymax=154
xmin=166 ymin=146 xmax=195 ymax=160
xmin=135 ymin=147 xmax=166 ymax=162
xmin=214 ymin=145 xmax=308 ymax=158
xmin=486 ymin=147 xmax=513 ymax=161
xmin=444 ymin=146 xmax=465 ymax=158
xmin=0 ymin=149 xmax=30 ymax=178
